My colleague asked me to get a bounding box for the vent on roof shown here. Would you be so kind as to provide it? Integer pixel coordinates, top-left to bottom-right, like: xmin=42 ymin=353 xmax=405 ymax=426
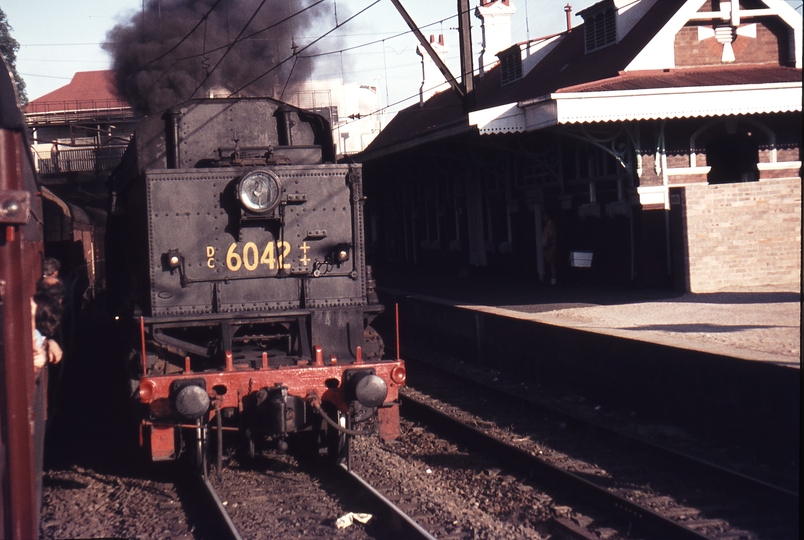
xmin=500 ymin=51 xmax=522 ymax=85
xmin=584 ymin=7 xmax=616 ymax=53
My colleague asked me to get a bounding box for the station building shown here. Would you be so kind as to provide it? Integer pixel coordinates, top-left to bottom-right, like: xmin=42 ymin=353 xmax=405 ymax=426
xmin=24 ymin=70 xmax=138 ymax=297
xmin=358 ymin=0 xmax=802 ymax=292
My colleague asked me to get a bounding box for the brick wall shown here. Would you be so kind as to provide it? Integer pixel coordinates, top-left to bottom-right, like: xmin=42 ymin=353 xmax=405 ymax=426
xmin=682 ymin=178 xmax=801 ymax=292
xmin=674 ymin=21 xmax=786 ymax=67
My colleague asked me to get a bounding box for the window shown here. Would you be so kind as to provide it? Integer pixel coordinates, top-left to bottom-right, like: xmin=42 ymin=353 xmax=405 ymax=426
xmin=705 ymin=133 xmax=759 ymax=184
xmin=500 ymin=52 xmax=522 ymax=85
xmin=584 ymin=8 xmax=617 ymax=53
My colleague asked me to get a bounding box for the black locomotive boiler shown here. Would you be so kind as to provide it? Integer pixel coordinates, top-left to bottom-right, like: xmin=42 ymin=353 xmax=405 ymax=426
xmin=106 ymin=97 xmax=404 ymax=464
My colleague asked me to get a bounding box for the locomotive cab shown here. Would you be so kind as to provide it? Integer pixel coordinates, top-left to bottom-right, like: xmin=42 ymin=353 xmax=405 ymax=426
xmin=106 ymin=97 xmax=404 ymax=465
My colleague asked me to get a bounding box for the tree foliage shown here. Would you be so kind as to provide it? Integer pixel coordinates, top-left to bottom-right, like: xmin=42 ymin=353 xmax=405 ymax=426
xmin=0 ymin=8 xmax=27 ymax=104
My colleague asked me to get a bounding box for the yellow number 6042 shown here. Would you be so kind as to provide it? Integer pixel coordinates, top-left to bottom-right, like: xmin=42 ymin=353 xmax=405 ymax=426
xmin=225 ymin=241 xmax=291 ymax=272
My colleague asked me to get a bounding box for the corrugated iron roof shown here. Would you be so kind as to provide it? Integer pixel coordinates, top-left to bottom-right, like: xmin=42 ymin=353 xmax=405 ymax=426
xmin=558 ymin=65 xmax=802 ymax=93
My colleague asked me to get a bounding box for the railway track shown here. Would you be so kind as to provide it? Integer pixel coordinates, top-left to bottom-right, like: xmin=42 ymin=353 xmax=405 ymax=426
xmin=176 ymin=453 xmax=436 ymax=540
xmin=400 ymin=358 xmax=798 ymax=539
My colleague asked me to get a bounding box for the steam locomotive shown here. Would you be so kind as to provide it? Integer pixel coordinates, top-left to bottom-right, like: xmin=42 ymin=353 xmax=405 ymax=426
xmin=106 ymin=97 xmax=404 ymax=466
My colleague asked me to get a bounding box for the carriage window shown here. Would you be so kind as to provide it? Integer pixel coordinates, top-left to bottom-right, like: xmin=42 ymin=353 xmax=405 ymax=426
xmin=705 ymin=133 xmax=759 ymax=184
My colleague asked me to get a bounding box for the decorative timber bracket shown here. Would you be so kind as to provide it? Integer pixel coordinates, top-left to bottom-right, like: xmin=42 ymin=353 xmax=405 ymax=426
xmin=561 ymin=123 xmax=640 ymax=185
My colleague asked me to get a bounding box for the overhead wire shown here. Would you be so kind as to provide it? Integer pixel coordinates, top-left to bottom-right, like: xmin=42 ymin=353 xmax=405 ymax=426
xmin=292 ymin=8 xmax=459 ymax=116
xmin=141 ymin=0 xmax=225 ymax=69
xmin=330 ymin=0 xmax=595 ymax=133
xmin=159 ymin=1 xmax=325 ymax=65
xmin=333 ymin=52 xmax=507 ymax=134
xmin=138 ymin=0 xmax=325 ymax=105
xmin=132 ymin=0 xmax=456 ymax=110
xmin=189 ymin=0 xmax=271 ymax=98
xmin=130 ymin=0 xmax=484 ymax=121
xmin=286 ymin=4 xmax=478 ymax=129
xmin=280 ymin=55 xmax=300 ymax=101
xmin=231 ymin=0 xmax=382 ymax=96
xmin=138 ymin=0 xmax=502 ymax=139
xmin=201 ymin=16 xmax=211 ymax=75
xmin=299 ymin=13 xmax=456 ymax=59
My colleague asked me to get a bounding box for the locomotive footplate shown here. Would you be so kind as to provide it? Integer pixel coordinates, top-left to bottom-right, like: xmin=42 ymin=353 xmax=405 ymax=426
xmin=143 ymin=305 xmax=384 ymax=366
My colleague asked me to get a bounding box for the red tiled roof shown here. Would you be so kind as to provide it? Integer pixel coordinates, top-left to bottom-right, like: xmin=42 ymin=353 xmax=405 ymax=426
xmin=558 ymin=65 xmax=803 ymax=93
xmin=25 ymin=71 xmax=129 ymax=114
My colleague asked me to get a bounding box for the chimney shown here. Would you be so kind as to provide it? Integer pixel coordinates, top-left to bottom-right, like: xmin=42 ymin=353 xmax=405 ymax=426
xmin=416 ymin=34 xmax=450 ymax=105
xmin=565 ymin=4 xmax=572 ymax=33
xmin=475 ymin=0 xmax=517 ymax=75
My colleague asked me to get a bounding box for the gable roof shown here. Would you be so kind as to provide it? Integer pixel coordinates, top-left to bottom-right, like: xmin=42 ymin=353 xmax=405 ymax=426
xmin=360 ymin=0 xmax=801 ymax=161
xmin=25 ymin=71 xmax=130 ymax=114
xmin=361 ymin=0 xmax=685 ymax=159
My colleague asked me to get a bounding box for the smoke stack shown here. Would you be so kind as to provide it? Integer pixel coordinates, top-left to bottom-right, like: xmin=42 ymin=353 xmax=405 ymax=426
xmin=565 ymin=4 xmax=573 ymax=33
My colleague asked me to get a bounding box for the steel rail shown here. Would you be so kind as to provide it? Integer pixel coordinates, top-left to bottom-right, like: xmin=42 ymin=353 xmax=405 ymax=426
xmin=333 ymin=464 xmax=437 ymax=540
xmin=185 ymin=458 xmax=433 ymax=539
xmin=407 ymin=357 xmax=799 ymax=503
xmin=195 ymin=473 xmax=244 ymax=540
xmin=402 ymin=395 xmax=713 ymax=540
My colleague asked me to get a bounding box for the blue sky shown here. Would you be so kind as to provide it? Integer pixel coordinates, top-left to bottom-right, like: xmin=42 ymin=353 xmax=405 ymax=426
xmin=4 ymin=0 xmax=802 ymax=112
xmin=2 ymin=0 xmax=602 ymax=108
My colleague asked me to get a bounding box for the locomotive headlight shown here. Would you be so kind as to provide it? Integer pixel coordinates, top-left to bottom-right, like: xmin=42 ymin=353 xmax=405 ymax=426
xmin=237 ymin=170 xmax=281 ymax=214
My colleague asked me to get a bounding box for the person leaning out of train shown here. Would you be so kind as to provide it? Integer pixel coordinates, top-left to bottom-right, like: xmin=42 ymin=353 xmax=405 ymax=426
xmin=31 ymin=292 xmax=63 ymax=372
xmin=38 ymin=257 xmax=66 ymax=302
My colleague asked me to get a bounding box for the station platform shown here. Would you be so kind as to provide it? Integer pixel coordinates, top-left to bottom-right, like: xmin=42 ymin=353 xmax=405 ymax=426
xmin=372 ymin=264 xmax=800 ymax=468
xmin=373 ymin=264 xmax=800 ymax=368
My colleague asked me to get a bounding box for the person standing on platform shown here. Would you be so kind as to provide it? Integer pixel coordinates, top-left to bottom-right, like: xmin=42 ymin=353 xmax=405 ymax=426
xmin=50 ymin=141 xmax=60 ymax=172
xmin=542 ymin=212 xmax=558 ymax=285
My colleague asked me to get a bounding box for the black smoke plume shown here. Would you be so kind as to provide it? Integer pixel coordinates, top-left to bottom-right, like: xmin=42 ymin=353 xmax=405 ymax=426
xmin=104 ymin=0 xmax=333 ymax=116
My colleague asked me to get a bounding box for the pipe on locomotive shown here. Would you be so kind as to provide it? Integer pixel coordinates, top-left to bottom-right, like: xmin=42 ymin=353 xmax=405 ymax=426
xmin=274 ymin=104 xmax=294 ymax=147
xmin=163 ymin=107 xmax=182 ymax=169
xmin=306 ymin=392 xmax=372 ymax=437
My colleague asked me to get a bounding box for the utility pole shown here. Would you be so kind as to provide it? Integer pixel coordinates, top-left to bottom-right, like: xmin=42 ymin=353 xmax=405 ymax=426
xmin=457 ymin=0 xmax=475 ymax=110
xmin=389 ymin=0 xmax=475 ymax=111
